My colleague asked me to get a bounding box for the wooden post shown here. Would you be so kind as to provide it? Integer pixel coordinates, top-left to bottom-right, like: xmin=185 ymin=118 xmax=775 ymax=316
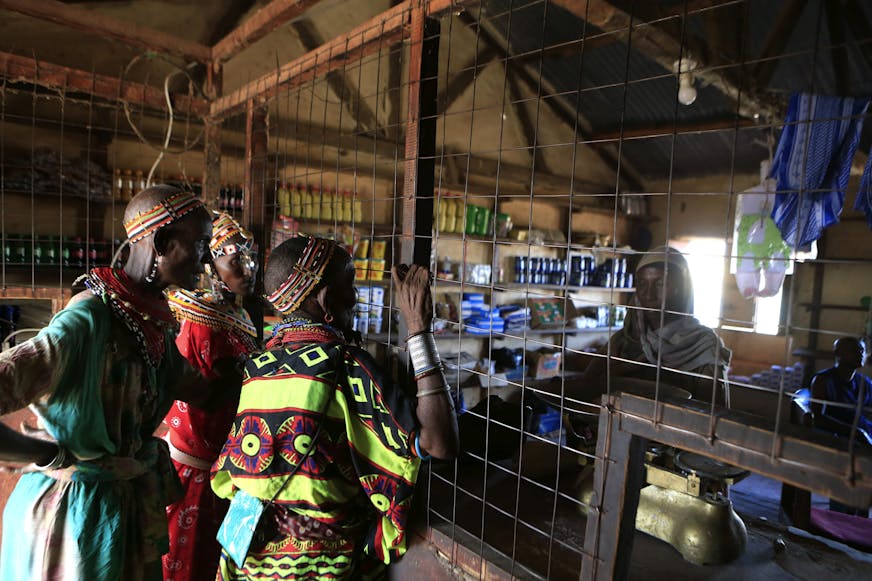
xmin=581 ymin=395 xmax=647 ymax=581
xmin=202 ymin=62 xmax=223 ymax=207
xmin=400 ymin=3 xmax=439 ymax=268
xmin=243 ymin=99 xmax=269 ymax=340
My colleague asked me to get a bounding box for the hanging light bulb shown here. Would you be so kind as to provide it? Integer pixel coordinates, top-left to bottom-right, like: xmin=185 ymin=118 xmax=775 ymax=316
xmin=673 ymin=57 xmax=698 ymax=106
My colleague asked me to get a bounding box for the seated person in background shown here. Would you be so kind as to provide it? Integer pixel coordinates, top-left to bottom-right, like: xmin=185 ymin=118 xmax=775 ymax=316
xmin=809 ymin=337 xmax=871 ymax=517
xmin=211 ymin=237 xmax=459 ymax=580
xmin=574 ymin=246 xmax=732 ymax=405
xmin=810 ymin=337 xmax=872 ymax=446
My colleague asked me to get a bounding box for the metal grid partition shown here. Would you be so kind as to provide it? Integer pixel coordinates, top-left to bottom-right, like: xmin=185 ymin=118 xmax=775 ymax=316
xmin=1 ymin=1 xmax=872 ymax=580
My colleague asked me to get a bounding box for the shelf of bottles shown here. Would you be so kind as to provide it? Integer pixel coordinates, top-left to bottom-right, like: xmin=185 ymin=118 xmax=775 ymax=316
xmin=512 ymin=255 xmax=634 ymax=289
xmin=2 ymin=235 xmax=119 ymax=269
xmin=275 ymin=182 xmax=365 ymax=224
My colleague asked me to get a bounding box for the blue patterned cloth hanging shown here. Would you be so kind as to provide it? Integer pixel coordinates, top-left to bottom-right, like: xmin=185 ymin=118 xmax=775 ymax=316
xmin=854 ymin=144 xmax=872 ymax=229
xmin=769 ymin=93 xmax=869 ymax=247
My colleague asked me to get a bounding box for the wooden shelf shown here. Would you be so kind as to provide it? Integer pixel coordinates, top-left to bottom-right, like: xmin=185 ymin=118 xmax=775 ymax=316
xmin=434 ymin=279 xmax=634 ymax=294
xmin=283 ymin=219 xmax=395 ymax=236
xmin=433 ymin=326 xmax=617 ymax=340
xmin=799 ymin=303 xmax=868 ymax=312
xmin=1 ymin=189 xmax=115 ymax=205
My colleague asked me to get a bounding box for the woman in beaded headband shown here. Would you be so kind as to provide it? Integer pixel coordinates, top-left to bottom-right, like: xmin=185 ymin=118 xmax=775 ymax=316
xmin=264 ymin=236 xmax=355 ymax=337
xmin=123 ymin=184 xmax=212 ymax=292
xmin=211 ymin=238 xmax=458 ymax=579
xmin=206 ymin=211 xmax=258 ymax=297
xmin=162 ymin=210 xmax=260 ymax=581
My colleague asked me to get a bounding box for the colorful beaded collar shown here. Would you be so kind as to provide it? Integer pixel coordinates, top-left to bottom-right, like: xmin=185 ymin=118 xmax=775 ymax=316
xmin=168 ymin=288 xmax=258 ymax=345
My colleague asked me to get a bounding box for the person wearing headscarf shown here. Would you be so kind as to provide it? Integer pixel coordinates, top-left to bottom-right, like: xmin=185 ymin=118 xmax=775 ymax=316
xmin=0 ymin=185 xmax=240 ymax=580
xmin=162 ymin=212 xmax=261 ymax=581
xmin=577 ymin=246 xmax=732 ymax=404
xmin=210 ymin=237 xmax=458 ymax=580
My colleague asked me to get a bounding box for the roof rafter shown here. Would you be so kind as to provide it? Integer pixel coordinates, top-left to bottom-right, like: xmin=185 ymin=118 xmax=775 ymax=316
xmin=551 ymin=0 xmax=783 ymax=121
xmin=290 ymin=18 xmax=382 ymax=135
xmin=211 ymin=0 xmax=325 ymax=64
xmin=0 ymin=0 xmax=211 ymax=63
xmin=460 ymin=10 xmax=644 ymax=192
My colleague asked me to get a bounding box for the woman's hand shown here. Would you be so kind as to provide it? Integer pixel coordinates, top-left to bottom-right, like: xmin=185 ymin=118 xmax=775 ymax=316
xmin=392 ymin=264 xmax=433 ymax=335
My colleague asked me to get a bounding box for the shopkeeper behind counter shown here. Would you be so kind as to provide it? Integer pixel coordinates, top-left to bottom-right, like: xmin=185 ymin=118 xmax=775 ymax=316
xmin=570 ymin=246 xmax=732 ymax=406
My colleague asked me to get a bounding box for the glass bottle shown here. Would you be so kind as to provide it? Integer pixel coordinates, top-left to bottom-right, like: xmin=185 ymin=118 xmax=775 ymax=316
xmin=73 ymin=237 xmax=85 ymax=268
xmin=33 ymin=235 xmax=42 ymax=265
xmin=121 ymin=170 xmax=134 ymax=201
xmin=135 ymin=170 xmax=146 ymax=195
xmin=113 ymin=169 xmax=123 ymax=200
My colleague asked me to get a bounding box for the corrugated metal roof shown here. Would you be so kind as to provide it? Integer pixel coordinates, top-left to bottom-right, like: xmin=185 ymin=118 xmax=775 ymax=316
xmin=475 ymin=0 xmax=872 ymax=181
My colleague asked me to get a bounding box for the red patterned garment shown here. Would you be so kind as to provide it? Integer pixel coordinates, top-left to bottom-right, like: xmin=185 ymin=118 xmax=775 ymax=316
xmin=162 ymin=289 xmax=259 ymax=581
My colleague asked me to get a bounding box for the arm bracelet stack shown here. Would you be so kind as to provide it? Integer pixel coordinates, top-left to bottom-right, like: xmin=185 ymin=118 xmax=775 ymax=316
xmin=407 ymin=331 xmax=442 ymax=381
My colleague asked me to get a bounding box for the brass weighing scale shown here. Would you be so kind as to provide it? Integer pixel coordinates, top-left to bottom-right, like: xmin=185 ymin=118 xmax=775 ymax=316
xmin=574 ymin=382 xmax=750 ymax=565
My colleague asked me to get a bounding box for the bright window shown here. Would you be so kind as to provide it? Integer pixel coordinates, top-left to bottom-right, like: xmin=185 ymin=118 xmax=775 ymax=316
xmin=671 ymin=238 xmax=727 ymax=329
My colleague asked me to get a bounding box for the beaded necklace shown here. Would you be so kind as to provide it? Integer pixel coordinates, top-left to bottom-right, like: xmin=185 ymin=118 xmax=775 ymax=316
xmin=83 ymin=267 xmax=177 ymax=368
xmin=267 ymin=315 xmax=346 ymax=349
xmin=168 ymin=288 xmax=259 ymax=352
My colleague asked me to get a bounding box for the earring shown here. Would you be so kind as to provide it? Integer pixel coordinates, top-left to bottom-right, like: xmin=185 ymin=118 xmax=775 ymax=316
xmin=144 ymin=258 xmax=158 ymax=283
xmin=324 ymin=313 xmax=334 ymax=324
xmin=206 ymin=263 xmax=230 ymax=295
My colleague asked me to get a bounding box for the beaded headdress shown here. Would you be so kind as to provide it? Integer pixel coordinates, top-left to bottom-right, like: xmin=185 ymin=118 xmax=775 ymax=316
xmin=211 ymin=212 xmax=255 ymax=258
xmin=266 ymin=237 xmax=336 ymax=313
xmin=123 ymin=190 xmax=204 ymax=244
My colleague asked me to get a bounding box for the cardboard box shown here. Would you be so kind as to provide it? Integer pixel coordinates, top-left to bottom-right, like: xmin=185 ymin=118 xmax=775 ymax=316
xmin=530 ymin=298 xmax=565 ymax=328
xmin=529 ymin=350 xmax=562 ymax=379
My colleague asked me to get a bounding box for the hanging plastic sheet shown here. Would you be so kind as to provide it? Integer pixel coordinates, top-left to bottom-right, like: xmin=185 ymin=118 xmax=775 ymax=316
xmin=854 ymin=145 xmax=872 ymax=229
xmin=734 ymin=178 xmax=792 ymax=299
xmin=769 ymin=94 xmax=870 ymax=247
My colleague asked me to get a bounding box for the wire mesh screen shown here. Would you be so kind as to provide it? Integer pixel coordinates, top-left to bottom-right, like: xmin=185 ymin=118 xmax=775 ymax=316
xmin=1 ymin=0 xmax=872 ymax=578
xmin=212 ymin=2 xmax=413 ymax=350
xmin=0 ymin=49 xmax=206 ymax=334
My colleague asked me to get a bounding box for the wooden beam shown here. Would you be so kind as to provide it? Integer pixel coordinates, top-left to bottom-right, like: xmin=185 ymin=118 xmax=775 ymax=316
xmin=588 ymin=116 xmax=760 ymax=142
xmin=551 ymin=0 xmax=783 ymax=122
xmin=506 ymin=75 xmax=547 ymax=171
xmin=461 ymin=11 xmax=645 ymax=192
xmin=401 ymin=6 xmax=439 ymax=268
xmin=291 ymin=19 xmax=381 ymax=134
xmin=212 ymin=0 xmax=324 ymax=64
xmin=751 ymin=0 xmax=808 ymax=89
xmin=212 ymin=1 xmax=409 ymax=120
xmin=0 ymin=0 xmax=210 ymax=63
xmin=581 ymin=405 xmax=646 ymax=581
xmin=243 ymin=100 xmax=268 ymax=341
xmin=0 ymin=51 xmax=209 ymax=118
xmin=437 ymin=44 xmax=499 ymax=114
xmin=211 ymin=0 xmax=459 ymax=119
